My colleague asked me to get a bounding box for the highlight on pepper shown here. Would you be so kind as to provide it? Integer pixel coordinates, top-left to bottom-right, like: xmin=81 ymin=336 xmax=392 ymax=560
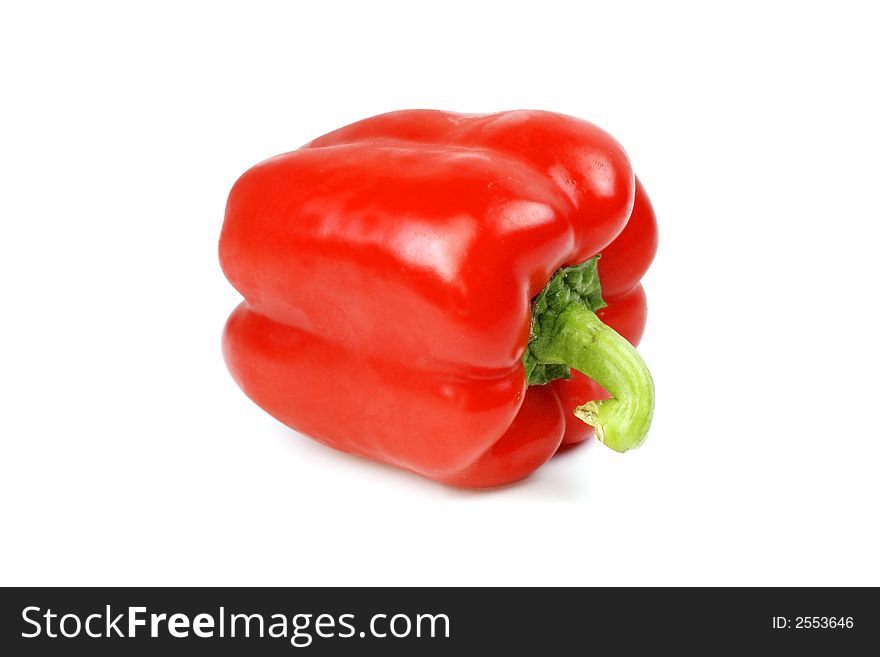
xmin=219 ymin=109 xmax=657 ymax=487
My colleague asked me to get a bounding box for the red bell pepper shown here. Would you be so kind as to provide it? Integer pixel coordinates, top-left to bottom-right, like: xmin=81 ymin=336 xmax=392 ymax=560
xmin=220 ymin=110 xmax=657 ymax=487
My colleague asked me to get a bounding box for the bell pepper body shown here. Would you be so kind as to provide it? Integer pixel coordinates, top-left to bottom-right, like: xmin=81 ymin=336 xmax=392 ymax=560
xmin=220 ymin=110 xmax=657 ymax=486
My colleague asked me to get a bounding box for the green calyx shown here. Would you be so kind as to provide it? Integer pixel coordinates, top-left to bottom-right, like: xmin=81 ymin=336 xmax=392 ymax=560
xmin=523 ymin=257 xmax=607 ymax=385
xmin=522 ymin=256 xmax=655 ymax=452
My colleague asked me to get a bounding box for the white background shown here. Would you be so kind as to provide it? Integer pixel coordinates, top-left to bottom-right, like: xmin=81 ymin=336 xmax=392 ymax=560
xmin=2 ymin=1 xmax=878 ymax=586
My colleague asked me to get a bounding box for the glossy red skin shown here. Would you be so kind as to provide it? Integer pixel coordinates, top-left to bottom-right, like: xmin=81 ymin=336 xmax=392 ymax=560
xmin=220 ymin=110 xmax=657 ymax=487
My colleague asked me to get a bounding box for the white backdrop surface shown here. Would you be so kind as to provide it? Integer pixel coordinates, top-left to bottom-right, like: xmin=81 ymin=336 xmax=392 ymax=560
xmin=1 ymin=1 xmax=878 ymax=585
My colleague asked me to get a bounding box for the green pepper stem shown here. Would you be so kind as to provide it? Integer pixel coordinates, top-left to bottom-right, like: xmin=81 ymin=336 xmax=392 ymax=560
xmin=530 ymin=303 xmax=654 ymax=452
